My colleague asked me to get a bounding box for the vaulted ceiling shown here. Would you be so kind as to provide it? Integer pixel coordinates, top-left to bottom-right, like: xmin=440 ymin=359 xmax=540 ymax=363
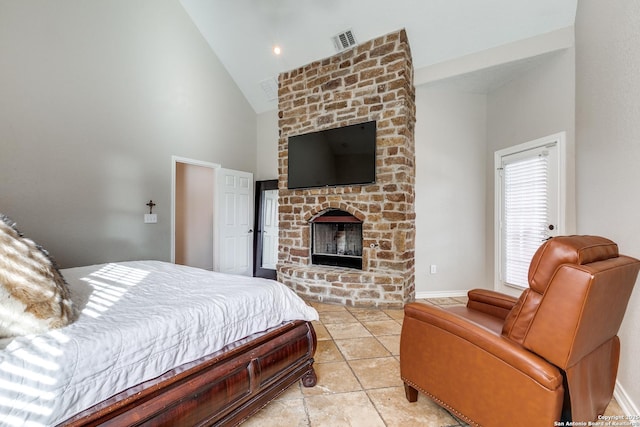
xmin=179 ymin=0 xmax=577 ymax=113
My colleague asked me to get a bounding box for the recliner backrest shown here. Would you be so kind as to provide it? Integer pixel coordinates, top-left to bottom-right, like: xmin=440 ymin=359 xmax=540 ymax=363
xmin=501 ymin=236 xmax=635 ymax=363
xmin=527 ymin=236 xmax=619 ymax=292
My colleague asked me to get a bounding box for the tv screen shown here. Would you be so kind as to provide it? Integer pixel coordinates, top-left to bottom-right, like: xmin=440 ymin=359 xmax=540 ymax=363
xmin=287 ymin=120 xmax=376 ymax=189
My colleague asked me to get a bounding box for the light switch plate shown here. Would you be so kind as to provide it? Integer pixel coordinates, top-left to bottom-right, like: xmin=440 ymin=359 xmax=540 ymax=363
xmin=144 ymin=214 xmax=157 ymax=224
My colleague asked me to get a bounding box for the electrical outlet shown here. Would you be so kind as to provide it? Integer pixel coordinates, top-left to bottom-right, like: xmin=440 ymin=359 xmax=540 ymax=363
xmin=430 ymin=264 xmax=437 ymax=274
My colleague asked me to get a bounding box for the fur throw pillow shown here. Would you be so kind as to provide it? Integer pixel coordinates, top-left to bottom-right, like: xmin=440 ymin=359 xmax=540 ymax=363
xmin=0 ymin=214 xmax=77 ymax=338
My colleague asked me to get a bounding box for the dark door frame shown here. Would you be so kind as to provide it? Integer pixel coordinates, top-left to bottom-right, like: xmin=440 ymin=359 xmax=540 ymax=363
xmin=253 ymin=179 xmax=278 ymax=279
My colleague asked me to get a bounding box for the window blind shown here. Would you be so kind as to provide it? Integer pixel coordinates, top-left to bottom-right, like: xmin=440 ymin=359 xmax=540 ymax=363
xmin=503 ymin=154 xmax=549 ymax=288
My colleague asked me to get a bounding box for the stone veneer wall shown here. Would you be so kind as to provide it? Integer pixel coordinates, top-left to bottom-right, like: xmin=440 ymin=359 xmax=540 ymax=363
xmin=276 ymin=29 xmax=416 ymax=308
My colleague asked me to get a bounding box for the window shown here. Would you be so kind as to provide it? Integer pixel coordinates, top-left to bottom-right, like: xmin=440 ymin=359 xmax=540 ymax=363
xmin=495 ymin=133 xmax=565 ymax=292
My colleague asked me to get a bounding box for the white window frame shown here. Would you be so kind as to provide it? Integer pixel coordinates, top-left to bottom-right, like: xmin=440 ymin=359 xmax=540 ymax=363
xmin=494 ymin=132 xmax=567 ymax=295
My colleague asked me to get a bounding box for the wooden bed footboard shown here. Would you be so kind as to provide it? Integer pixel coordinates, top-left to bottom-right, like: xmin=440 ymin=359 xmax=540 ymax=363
xmin=61 ymin=320 xmax=317 ymax=427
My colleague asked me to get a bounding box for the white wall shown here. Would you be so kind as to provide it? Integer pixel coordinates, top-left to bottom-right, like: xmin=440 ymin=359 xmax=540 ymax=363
xmin=256 ymin=110 xmax=279 ymax=181
xmin=0 ymin=0 xmax=256 ymax=267
xmin=485 ymin=48 xmax=576 ymax=289
xmin=414 ymin=85 xmax=487 ymax=296
xmin=575 ymin=0 xmax=640 ymax=414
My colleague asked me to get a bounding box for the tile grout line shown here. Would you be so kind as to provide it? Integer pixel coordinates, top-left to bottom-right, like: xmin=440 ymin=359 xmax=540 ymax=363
xmin=306 ymin=299 xmax=471 ymax=427
xmin=299 ymin=380 xmax=313 ymax=427
xmin=344 ymin=306 xmax=398 ymax=427
xmin=323 ymin=307 xmax=392 ymax=427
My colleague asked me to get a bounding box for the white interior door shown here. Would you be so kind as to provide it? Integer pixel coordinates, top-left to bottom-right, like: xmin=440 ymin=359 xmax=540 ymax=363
xmin=214 ymin=168 xmax=254 ymax=276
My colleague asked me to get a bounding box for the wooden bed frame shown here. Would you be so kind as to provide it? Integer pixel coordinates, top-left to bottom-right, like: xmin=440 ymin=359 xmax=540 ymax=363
xmin=60 ymin=320 xmax=317 ymax=427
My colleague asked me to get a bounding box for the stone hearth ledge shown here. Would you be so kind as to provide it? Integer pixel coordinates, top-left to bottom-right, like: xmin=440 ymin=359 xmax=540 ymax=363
xmin=279 ymin=263 xmax=405 ymax=308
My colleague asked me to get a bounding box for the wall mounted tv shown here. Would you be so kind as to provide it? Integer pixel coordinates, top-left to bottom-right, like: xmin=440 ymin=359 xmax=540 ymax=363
xmin=287 ymin=120 xmax=376 ymax=189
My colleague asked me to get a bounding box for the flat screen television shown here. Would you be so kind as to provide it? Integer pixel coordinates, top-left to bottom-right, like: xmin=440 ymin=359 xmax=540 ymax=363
xmin=287 ymin=120 xmax=376 ymax=189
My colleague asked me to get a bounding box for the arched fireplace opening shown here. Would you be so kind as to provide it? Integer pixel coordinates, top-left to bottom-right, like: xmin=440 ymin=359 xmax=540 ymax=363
xmin=310 ymin=209 xmax=363 ymax=269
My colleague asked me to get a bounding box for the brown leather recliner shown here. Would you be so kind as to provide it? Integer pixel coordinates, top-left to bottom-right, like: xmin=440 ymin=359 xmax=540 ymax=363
xmin=400 ymin=236 xmax=640 ymax=426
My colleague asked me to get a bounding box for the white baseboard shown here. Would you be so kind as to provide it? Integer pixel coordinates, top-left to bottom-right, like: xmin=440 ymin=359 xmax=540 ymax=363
xmin=415 ymin=290 xmax=468 ymax=299
xmin=614 ymin=381 xmax=640 ymax=417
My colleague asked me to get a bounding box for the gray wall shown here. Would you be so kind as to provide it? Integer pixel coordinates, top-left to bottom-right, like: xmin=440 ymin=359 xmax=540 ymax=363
xmin=414 ymin=85 xmax=488 ymax=294
xmin=485 ymin=48 xmax=576 ymax=291
xmin=412 ymin=49 xmax=575 ymax=296
xmin=576 ymin=0 xmax=640 ymax=411
xmin=0 ymin=0 xmax=257 ymax=267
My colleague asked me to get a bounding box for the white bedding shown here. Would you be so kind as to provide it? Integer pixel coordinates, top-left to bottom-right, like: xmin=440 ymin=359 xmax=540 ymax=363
xmin=0 ymin=260 xmax=318 ymax=426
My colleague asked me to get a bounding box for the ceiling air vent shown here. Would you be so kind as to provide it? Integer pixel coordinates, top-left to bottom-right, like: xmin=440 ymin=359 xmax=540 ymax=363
xmin=259 ymin=77 xmax=278 ymax=102
xmin=333 ymin=29 xmax=357 ymax=52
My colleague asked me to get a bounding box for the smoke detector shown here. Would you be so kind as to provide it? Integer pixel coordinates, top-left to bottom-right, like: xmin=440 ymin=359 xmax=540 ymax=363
xmin=332 ymin=29 xmax=357 ymax=52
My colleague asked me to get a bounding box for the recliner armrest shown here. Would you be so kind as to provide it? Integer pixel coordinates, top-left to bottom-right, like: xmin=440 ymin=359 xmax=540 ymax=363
xmin=467 ymin=288 xmax=518 ymax=320
xmin=400 ymin=302 xmax=564 ymax=425
xmin=402 ymin=302 xmax=562 ymax=390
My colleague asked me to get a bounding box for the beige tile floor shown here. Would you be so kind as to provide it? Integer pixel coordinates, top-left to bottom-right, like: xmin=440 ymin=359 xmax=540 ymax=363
xmin=242 ymin=297 xmax=625 ymax=427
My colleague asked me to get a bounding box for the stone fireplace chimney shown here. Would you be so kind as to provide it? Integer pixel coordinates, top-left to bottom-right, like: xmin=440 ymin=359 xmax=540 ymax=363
xmin=277 ymin=29 xmax=416 ymax=308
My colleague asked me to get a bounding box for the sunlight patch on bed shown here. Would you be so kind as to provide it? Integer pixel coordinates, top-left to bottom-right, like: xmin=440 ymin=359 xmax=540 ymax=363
xmin=87 ymin=286 xmax=123 ymax=302
xmin=80 ymin=264 xmax=150 ymax=318
xmin=87 ymin=294 xmax=117 ymax=307
xmin=10 ymin=348 xmax=59 ymax=371
xmin=30 ymin=336 xmax=63 ymax=357
xmin=0 ymin=378 xmax=55 ymax=399
xmin=0 ymin=330 xmax=71 ymax=423
xmin=0 ymin=394 xmax=53 ymax=416
xmin=47 ymin=329 xmax=70 ymax=344
xmin=0 ymin=362 xmax=56 ymax=385
xmin=0 ymin=413 xmax=47 ymax=427
xmin=90 ymin=263 xmax=150 ymax=286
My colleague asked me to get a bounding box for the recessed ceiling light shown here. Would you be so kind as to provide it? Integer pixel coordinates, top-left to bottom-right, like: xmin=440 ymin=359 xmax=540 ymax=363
xmin=273 ymin=45 xmax=282 ymax=55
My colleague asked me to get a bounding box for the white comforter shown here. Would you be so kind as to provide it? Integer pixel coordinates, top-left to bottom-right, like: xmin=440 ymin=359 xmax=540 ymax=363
xmin=0 ymin=261 xmax=318 ymax=426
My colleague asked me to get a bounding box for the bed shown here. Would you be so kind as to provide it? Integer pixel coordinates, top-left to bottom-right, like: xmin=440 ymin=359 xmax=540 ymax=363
xmin=0 ymin=260 xmax=318 ymax=426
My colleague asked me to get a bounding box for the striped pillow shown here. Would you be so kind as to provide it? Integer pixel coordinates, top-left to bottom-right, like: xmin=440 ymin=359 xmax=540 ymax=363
xmin=0 ymin=214 xmax=77 ymax=338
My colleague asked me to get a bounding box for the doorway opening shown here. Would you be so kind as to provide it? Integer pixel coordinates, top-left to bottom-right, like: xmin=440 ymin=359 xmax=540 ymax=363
xmin=172 ymin=157 xmax=254 ymax=276
xmin=254 ymin=180 xmax=279 ymax=279
xmin=171 ymin=157 xmax=220 ymax=270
